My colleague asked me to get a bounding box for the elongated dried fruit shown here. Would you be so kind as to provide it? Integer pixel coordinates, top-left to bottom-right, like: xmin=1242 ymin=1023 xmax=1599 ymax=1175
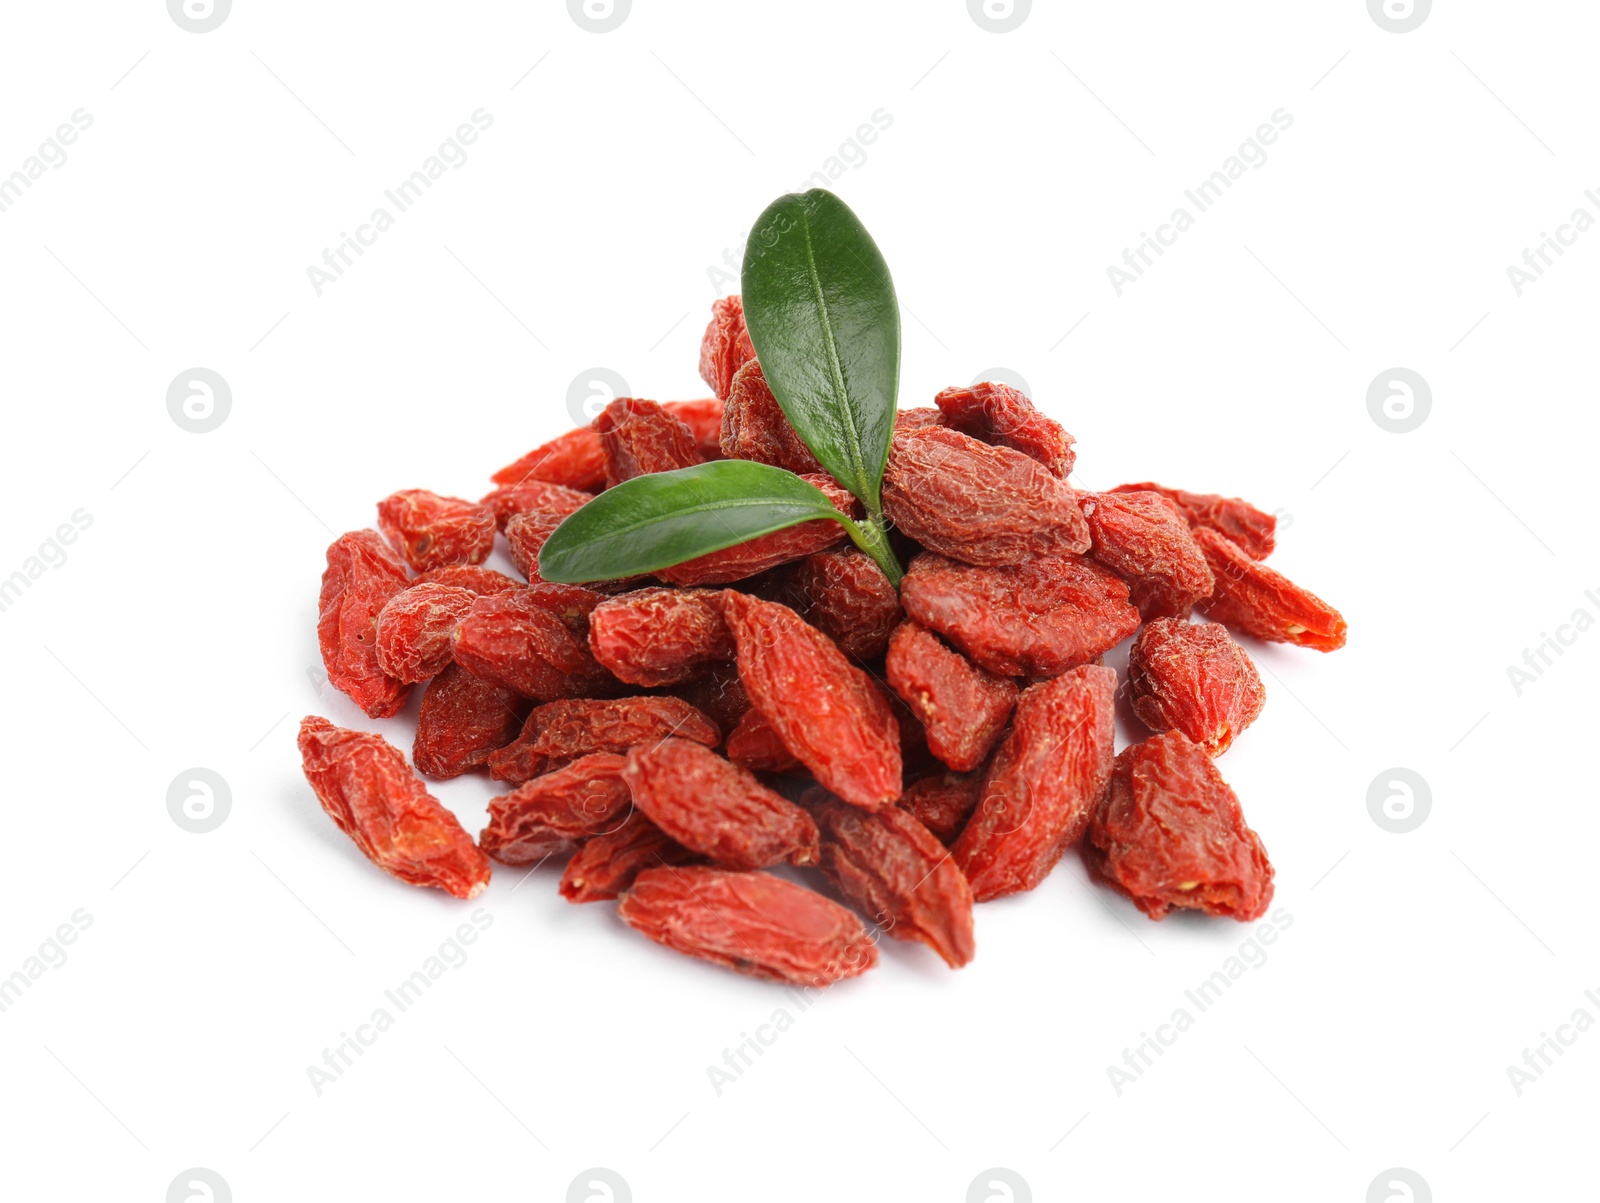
xmin=625 ymin=738 xmax=819 ymax=869
xmin=721 ymin=591 xmax=901 ymax=810
xmin=558 ymin=809 xmax=702 ymax=903
xmin=588 ymin=588 xmax=734 ymax=686
xmin=297 ymin=716 xmax=490 ymax=898
xmin=478 ymin=753 xmax=632 ymax=864
xmin=898 ymin=771 xmax=983 ymax=845
xmin=1079 ymin=490 xmax=1215 ymax=621
xmin=894 ymin=407 xmax=944 ymax=432
xmin=618 ymin=866 xmax=877 ymax=985
xmin=451 ymin=588 xmax=614 ymax=701
xmin=317 ymin=530 xmax=412 ymax=718
xmin=377 ymin=489 xmax=496 ymax=572
xmin=952 ymin=664 xmax=1116 ymax=901
xmin=414 ymin=564 xmax=520 ymax=595
xmin=504 ymin=511 xmax=564 ymax=582
xmin=721 ymin=359 xmax=824 ymax=474
xmin=882 ymin=427 xmax=1090 ymax=566
xmin=374 ymin=583 xmax=478 ymax=683
xmin=1111 ymin=482 xmax=1276 ymax=560
xmin=1128 ymin=619 xmax=1264 ymax=755
xmin=594 ymin=397 xmax=704 ymax=487
xmin=669 ymin=667 xmax=752 ymax=734
xmin=1193 ymin=528 xmax=1347 ymax=651
xmin=698 ymin=294 xmax=758 ymax=400
xmin=901 ymin=552 xmax=1140 ymax=678
xmin=481 ymin=478 xmax=593 ymax=530
xmin=664 ymin=398 xmax=727 ymax=461
xmin=491 ymin=426 xmax=608 ymax=492
xmin=503 ymin=695 xmax=721 ymax=764
xmin=656 ymin=475 xmax=863 ymax=586
xmin=1086 ymin=731 xmax=1274 ymax=920
xmin=724 ymin=707 xmax=804 ymax=773
xmin=934 ymin=382 xmax=1075 ymax=476
xmin=413 ymin=663 xmax=527 ymax=778
xmin=810 ymin=794 xmax=975 ymax=968
xmin=785 ymin=547 xmax=902 ymax=661
xmin=886 ymin=621 xmax=1016 ymax=772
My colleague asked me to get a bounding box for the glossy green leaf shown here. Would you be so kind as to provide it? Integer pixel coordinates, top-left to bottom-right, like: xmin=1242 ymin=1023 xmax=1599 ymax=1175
xmin=537 ymin=460 xmax=853 ymax=584
xmin=741 ymin=189 xmax=900 ymax=514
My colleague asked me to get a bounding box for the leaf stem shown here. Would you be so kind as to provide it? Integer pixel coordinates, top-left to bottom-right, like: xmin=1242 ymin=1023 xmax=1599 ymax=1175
xmin=839 ymin=511 xmax=903 ymax=590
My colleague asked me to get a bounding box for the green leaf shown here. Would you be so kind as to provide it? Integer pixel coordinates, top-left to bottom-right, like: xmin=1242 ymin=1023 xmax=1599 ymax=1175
xmin=741 ymin=189 xmax=900 ymax=515
xmin=537 ymin=460 xmax=853 ymax=584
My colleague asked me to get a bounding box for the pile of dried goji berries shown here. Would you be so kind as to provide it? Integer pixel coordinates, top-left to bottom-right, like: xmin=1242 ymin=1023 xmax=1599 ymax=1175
xmin=300 ymin=294 xmax=1346 ymax=987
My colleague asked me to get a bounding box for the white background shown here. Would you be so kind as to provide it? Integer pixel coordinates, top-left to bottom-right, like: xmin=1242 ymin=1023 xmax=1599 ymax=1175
xmin=1 ymin=2 xmax=1595 ymax=1200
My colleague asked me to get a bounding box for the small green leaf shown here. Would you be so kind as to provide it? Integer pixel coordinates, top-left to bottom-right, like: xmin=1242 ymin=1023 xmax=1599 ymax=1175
xmin=537 ymin=460 xmax=851 ymax=584
xmin=741 ymin=189 xmax=900 ymax=515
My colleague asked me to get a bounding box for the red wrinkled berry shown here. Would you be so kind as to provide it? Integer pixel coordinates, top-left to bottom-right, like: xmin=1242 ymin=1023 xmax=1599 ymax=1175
xmin=491 ymin=427 xmax=608 ymax=492
xmin=595 ymin=397 xmax=704 ymax=488
xmin=413 ymin=663 xmax=527 ymax=779
xmin=900 ymin=552 xmax=1140 ymax=678
xmin=697 ymin=295 xmax=757 ymax=400
xmin=559 ymin=810 xmax=702 ymax=903
xmin=668 ymin=667 xmax=752 ymax=734
xmin=414 ymin=564 xmax=520 ymax=595
xmin=720 ymin=359 xmax=824 ymax=474
xmin=374 ymin=583 xmax=477 ymax=683
xmin=297 ymin=716 xmax=490 ymax=898
xmin=479 ymin=753 xmax=632 ymax=865
xmin=952 ymin=665 xmax=1116 ymax=901
xmin=1111 ymin=482 xmax=1276 ymax=560
xmin=664 ymin=398 xmax=727 ymax=460
xmin=451 ymin=588 xmax=614 ymax=701
xmin=1087 ymin=731 xmax=1275 ymax=921
xmin=894 ymin=407 xmax=944 ymax=432
xmin=882 ymin=427 xmax=1090 ymax=566
xmin=625 ymin=737 xmax=820 ymax=869
xmin=657 ymin=474 xmax=862 ymax=586
xmin=724 ymin=706 xmax=804 ymax=773
xmin=587 ymin=588 xmax=734 ymax=687
xmin=618 ymin=866 xmax=877 ymax=986
xmin=886 ymin=621 xmax=1017 ymax=772
xmin=1193 ymin=528 xmax=1347 ymax=651
xmin=480 ymin=478 xmax=593 ymax=531
xmin=317 ymin=530 xmax=412 ymax=718
xmin=1079 ymin=490 xmax=1215 ymax=621
xmin=785 ymin=546 xmax=902 ymax=661
xmin=721 ymin=591 xmax=901 ymax=811
xmin=1128 ymin=619 xmax=1265 ymax=756
xmin=898 ymin=771 xmax=983 ymax=845
xmin=499 ymin=695 xmax=720 ymax=766
xmin=376 ymin=489 xmax=496 ymax=572
xmin=934 ymin=382 xmax=1075 ymax=476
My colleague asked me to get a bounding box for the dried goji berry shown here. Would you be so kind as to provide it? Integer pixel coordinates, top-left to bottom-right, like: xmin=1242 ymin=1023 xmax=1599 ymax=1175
xmin=721 ymin=591 xmax=902 ymax=811
xmin=558 ymin=809 xmax=702 ymax=903
xmin=1111 ymin=482 xmax=1276 ymax=560
xmin=664 ymin=398 xmax=727 ymax=461
xmin=414 ymin=564 xmax=521 ymax=595
xmin=720 ymin=360 xmax=824 ymax=474
xmin=625 ymin=737 xmax=820 ymax=869
xmin=504 ymin=695 xmax=720 ymax=763
xmin=413 ymin=663 xmax=528 ymax=779
xmin=952 ymin=664 xmax=1116 ymax=901
xmin=668 ymin=666 xmax=752 ymax=734
xmin=885 ymin=621 xmax=1016 ymax=772
xmin=374 ymin=582 xmax=477 ymax=683
xmin=479 ymin=753 xmax=632 ymax=864
xmin=451 ymin=588 xmax=614 ymax=701
xmin=485 ymin=740 xmax=553 ymax=787
xmin=697 ymin=295 xmax=757 ymax=400
xmin=491 ymin=426 xmax=608 ymax=492
xmin=894 ymin=407 xmax=944 ymax=432
xmin=317 ymin=530 xmax=412 ymax=718
xmin=1128 ymin=618 xmax=1264 ymax=756
xmin=297 ymin=716 xmax=490 ymax=898
xmin=594 ymin=397 xmax=704 ymax=488
xmin=1079 ymin=490 xmax=1215 ymax=621
xmin=785 ymin=546 xmax=902 ymax=661
xmin=898 ymin=771 xmax=983 ymax=845
xmin=1193 ymin=528 xmax=1347 ymax=651
xmin=618 ymin=865 xmax=878 ymax=986
xmin=882 ymin=427 xmax=1090 ymax=566
xmin=657 ymin=475 xmax=863 ymax=586
xmin=376 ymin=489 xmax=496 ymax=572
xmin=504 ymin=511 xmax=563 ymax=582
xmin=587 ymin=587 xmax=734 ymax=687
xmin=900 ymin=552 xmax=1140 ymax=678
xmin=724 ymin=707 xmax=804 ymax=773
xmin=809 ymin=793 xmax=975 ymax=968
xmin=1086 ymin=731 xmax=1274 ymax=921
xmin=480 ymin=478 xmax=593 ymax=531
xmin=934 ymin=382 xmax=1075 ymax=477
